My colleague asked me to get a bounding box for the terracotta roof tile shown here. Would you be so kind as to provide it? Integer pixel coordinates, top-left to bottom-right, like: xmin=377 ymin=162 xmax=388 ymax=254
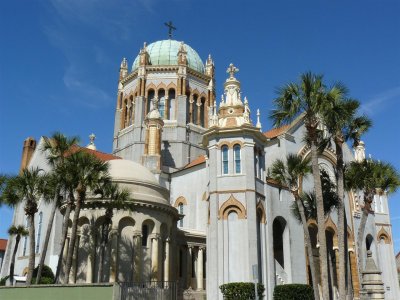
xmin=263 ymin=125 xmax=290 ymax=139
xmin=67 ymin=145 xmax=121 ymax=162
xmin=184 ymin=155 xmax=206 ymax=169
xmin=0 ymin=239 xmax=7 ymax=251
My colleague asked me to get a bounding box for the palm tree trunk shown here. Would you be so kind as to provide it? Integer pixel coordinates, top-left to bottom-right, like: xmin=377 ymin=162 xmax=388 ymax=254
xmin=310 ymin=134 xmax=330 ymax=300
xmin=9 ymin=235 xmax=21 ymax=286
xmin=97 ymin=211 xmax=112 ymax=282
xmin=97 ymin=226 xmax=105 ymax=282
xmin=36 ymin=192 xmax=58 ymax=284
xmin=335 ymin=140 xmax=347 ymax=300
xmin=54 ymin=200 xmax=72 ymax=283
xmin=64 ymin=193 xmax=82 ymax=283
xmin=26 ymin=213 xmax=36 ymax=285
xmin=295 ymin=196 xmax=320 ymax=300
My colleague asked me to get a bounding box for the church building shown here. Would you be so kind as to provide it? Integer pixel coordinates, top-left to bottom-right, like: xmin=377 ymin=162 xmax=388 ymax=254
xmin=1 ymin=36 xmax=399 ymax=300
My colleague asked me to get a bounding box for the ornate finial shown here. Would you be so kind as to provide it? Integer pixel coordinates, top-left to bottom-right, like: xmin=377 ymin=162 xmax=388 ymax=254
xmin=87 ymin=133 xmax=96 ymax=150
xmin=143 ymin=42 xmax=147 ymax=49
xmin=220 ymin=94 xmax=225 ymax=106
xmin=164 ymin=21 xmax=176 ymax=39
xmin=226 ymin=63 xmax=239 ymax=78
xmin=256 ymin=109 xmax=262 ymax=130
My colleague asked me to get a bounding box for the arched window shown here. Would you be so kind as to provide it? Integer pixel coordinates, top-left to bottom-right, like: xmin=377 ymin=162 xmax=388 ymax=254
xmin=168 ymin=88 xmax=175 ymax=120
xmin=200 ymin=97 xmax=206 ymax=127
xmin=158 ymin=89 xmax=166 ymax=118
xmin=366 ymin=234 xmax=373 ymax=251
xmin=147 ymin=89 xmax=155 ymax=114
xmin=193 ymin=94 xmax=199 ymax=124
xmin=222 ymin=146 xmax=229 ymax=175
xmin=142 ymin=224 xmax=148 ymax=247
xmin=36 ymin=212 xmax=43 ymax=253
xmin=254 ymin=150 xmax=260 ymax=178
xmin=178 ymin=203 xmax=184 ymax=227
xmin=123 ymin=99 xmax=128 ymax=127
xmin=233 ymin=144 xmax=241 ymax=174
xmin=129 ymin=96 xmax=134 ymax=126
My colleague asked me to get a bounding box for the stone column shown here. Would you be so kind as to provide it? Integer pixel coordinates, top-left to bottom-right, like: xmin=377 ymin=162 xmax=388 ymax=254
xmin=333 ymin=246 xmax=339 ymax=286
xmin=349 ymin=249 xmax=360 ymax=298
xmin=151 ymin=236 xmax=160 ymax=281
xmin=187 ymin=245 xmax=193 ymax=288
xmin=197 ymin=247 xmax=204 ymax=290
xmin=133 ymin=232 xmax=142 ymax=282
xmin=86 ymin=230 xmax=96 ymax=284
xmin=109 ymin=229 xmax=119 ymax=283
xmin=164 ymin=238 xmax=170 ymax=282
xmin=70 ymin=235 xmax=80 ymax=283
xmin=196 ymin=102 xmax=201 ymax=126
xmin=165 ymin=96 xmax=169 ymax=120
xmin=189 ymin=96 xmax=194 ymax=123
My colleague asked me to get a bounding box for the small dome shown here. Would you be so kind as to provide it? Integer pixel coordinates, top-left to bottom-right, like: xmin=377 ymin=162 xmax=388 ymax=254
xmin=132 ymin=40 xmax=204 ymax=73
xmin=109 ymin=159 xmax=158 ymax=185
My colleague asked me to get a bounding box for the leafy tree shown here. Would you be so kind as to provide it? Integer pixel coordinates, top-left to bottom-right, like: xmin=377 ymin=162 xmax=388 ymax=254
xmin=63 ymin=151 xmax=110 ymax=283
xmin=270 ymin=72 xmax=336 ymax=299
xmin=36 ymin=133 xmax=79 ymax=284
xmin=345 ymin=159 xmax=400 ymax=279
xmin=7 ymin=225 xmax=28 ymax=285
xmin=3 ymin=168 xmax=48 ymax=285
xmin=270 ymin=154 xmax=319 ymax=300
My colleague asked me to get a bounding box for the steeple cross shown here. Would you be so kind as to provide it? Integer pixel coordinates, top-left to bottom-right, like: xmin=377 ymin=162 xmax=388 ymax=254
xmin=164 ymin=21 xmax=176 ymax=39
xmin=227 ymin=63 xmax=239 ymax=78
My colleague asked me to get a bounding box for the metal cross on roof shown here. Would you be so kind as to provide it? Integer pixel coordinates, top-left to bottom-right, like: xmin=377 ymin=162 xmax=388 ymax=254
xmin=227 ymin=63 xmax=239 ymax=78
xmin=164 ymin=21 xmax=176 ymax=39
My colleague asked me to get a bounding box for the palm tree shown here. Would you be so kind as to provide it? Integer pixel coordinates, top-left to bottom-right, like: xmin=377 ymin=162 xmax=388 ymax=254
xmin=0 ymin=174 xmax=7 ymax=205
xmin=270 ymin=72 xmax=333 ymax=300
xmin=2 ymin=168 xmax=48 ymax=285
xmin=8 ymin=225 xmax=29 ymax=285
xmin=322 ymin=91 xmax=371 ymax=300
xmin=36 ymin=133 xmax=79 ymax=284
xmin=90 ymin=182 xmax=131 ymax=282
xmin=345 ymin=159 xmax=400 ymax=280
xmin=270 ymin=154 xmax=320 ymax=300
xmin=53 ymin=158 xmax=78 ymax=283
xmin=63 ymin=151 xmax=110 ymax=283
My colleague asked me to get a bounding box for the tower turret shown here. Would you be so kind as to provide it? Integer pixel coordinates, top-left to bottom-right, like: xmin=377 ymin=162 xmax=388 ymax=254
xmin=119 ymin=58 xmax=128 ymax=81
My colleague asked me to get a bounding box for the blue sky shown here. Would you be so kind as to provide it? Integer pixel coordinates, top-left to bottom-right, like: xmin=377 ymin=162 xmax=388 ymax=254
xmin=0 ymin=0 xmax=399 ymax=253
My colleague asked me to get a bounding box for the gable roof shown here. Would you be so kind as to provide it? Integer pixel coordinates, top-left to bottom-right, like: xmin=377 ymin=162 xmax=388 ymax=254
xmin=184 ymin=155 xmax=206 ymax=169
xmin=263 ymin=113 xmax=306 ymax=139
xmin=67 ymin=145 xmax=121 ymax=162
xmin=263 ymin=125 xmax=290 ymax=139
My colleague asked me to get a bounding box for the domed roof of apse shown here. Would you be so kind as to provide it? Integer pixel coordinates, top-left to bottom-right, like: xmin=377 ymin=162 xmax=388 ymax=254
xmin=108 ymin=159 xmax=158 ymax=185
xmin=132 ymin=40 xmax=204 ymax=73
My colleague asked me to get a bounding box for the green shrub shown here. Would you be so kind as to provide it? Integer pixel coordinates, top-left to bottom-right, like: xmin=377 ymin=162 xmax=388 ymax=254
xmin=220 ymin=282 xmax=265 ymax=300
xmin=31 ymin=264 xmax=55 ymax=284
xmin=273 ymin=284 xmax=314 ymax=300
xmin=0 ymin=275 xmax=10 ymax=286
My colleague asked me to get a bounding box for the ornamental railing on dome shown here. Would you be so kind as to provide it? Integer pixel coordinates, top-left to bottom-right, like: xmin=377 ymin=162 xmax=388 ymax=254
xmin=118 ymin=281 xmax=178 ymax=300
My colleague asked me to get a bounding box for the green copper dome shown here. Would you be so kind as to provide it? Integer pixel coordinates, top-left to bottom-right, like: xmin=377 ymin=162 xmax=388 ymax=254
xmin=132 ymin=40 xmax=204 ymax=73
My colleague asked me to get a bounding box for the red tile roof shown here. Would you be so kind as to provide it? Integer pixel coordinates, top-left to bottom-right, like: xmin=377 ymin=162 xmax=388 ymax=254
xmin=67 ymin=145 xmax=121 ymax=162
xmin=0 ymin=239 xmax=7 ymax=251
xmin=184 ymin=155 xmax=206 ymax=169
xmin=263 ymin=125 xmax=290 ymax=139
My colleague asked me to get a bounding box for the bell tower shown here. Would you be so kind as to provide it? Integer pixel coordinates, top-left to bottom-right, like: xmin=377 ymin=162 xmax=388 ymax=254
xmin=112 ymin=39 xmax=215 ymax=171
